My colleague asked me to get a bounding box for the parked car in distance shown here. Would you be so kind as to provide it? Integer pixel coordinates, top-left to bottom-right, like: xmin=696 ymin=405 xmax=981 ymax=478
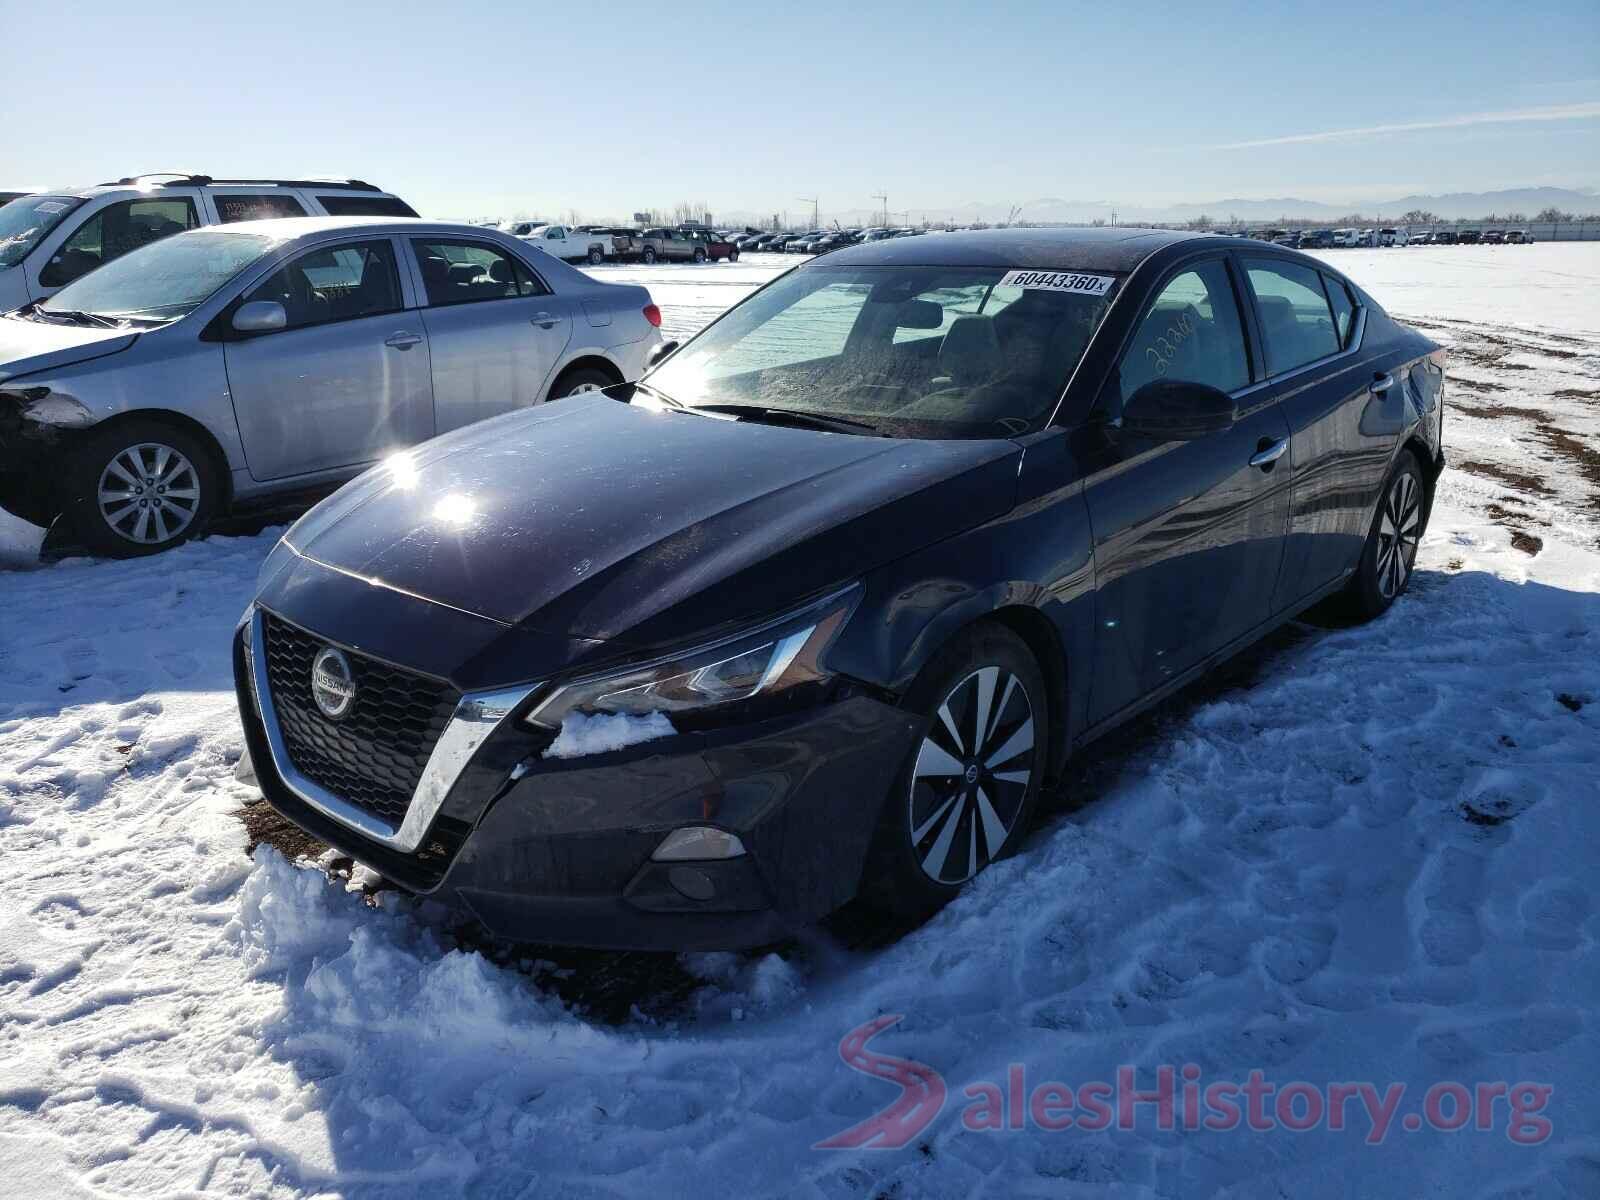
xmin=1434 ymin=230 xmax=1459 ymax=245
xmin=1457 ymin=229 xmax=1482 ymax=245
xmin=810 ymin=230 xmax=860 ymax=254
xmin=235 ymin=226 xmax=1446 ymax=951
xmin=1272 ymin=231 xmax=1301 ymax=248
xmin=0 ymin=174 xmax=417 ymax=312
xmin=1410 ymin=231 xmax=1433 ymax=246
xmin=685 ymin=230 xmax=740 ymax=261
xmin=521 ymin=224 xmax=614 ymax=265
xmin=1481 ymin=229 xmax=1505 ymax=244
xmin=0 ymin=218 xmax=661 ymax=555
xmin=783 ymin=231 xmax=825 ymax=253
xmin=1505 ymin=229 xmax=1532 ymax=244
xmin=1330 ymin=229 xmax=1360 ymax=247
xmin=636 ymin=228 xmax=705 ymax=264
xmin=1298 ymin=229 xmax=1334 ymax=250
xmin=0 ymin=189 xmax=38 ymax=207
xmin=1377 ymin=228 xmax=1406 ymax=247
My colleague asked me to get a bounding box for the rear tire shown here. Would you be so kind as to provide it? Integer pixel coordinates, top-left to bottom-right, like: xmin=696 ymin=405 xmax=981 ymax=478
xmin=588 ymin=247 xmax=604 ymax=266
xmin=693 ymin=248 xmax=707 ymax=264
xmin=858 ymin=622 xmax=1050 ymax=921
xmin=548 ymin=366 xmax=616 ymax=400
xmin=59 ymin=419 xmax=221 ymax=557
xmin=729 ymin=249 xmax=740 ymax=262
xmin=1340 ymin=449 xmax=1427 ymax=621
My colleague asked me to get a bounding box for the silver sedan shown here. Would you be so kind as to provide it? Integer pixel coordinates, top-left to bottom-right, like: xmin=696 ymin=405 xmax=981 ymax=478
xmin=0 ymin=217 xmax=662 ymax=555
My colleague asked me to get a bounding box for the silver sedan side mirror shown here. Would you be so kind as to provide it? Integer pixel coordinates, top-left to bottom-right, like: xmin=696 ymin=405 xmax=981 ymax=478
xmin=232 ymin=300 xmax=287 ymax=334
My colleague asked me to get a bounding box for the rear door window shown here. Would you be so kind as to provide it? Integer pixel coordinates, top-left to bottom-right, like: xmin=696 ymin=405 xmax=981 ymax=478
xmin=1242 ymin=258 xmax=1341 ymax=375
xmin=40 ymin=197 xmax=199 ymax=287
xmin=410 ymin=239 xmax=548 ymax=305
xmin=314 ymin=194 xmax=420 ymax=218
xmin=215 ymin=194 xmax=308 ymax=223
xmin=241 ymin=240 xmax=403 ymax=329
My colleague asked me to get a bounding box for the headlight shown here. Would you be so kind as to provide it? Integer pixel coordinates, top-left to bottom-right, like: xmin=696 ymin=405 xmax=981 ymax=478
xmin=525 ymin=585 xmax=860 ymax=730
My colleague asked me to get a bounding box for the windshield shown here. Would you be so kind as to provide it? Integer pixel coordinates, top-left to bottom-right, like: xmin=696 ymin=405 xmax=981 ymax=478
xmin=39 ymin=229 xmax=275 ymax=324
xmin=0 ymin=194 xmax=87 ymax=269
xmin=646 ymin=264 xmax=1119 ymax=438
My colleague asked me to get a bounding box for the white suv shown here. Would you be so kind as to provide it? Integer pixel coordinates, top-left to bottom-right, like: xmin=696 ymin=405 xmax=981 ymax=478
xmin=0 ymin=173 xmax=417 ymax=312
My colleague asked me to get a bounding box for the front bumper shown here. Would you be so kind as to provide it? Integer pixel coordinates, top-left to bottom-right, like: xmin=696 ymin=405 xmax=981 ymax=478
xmin=234 ymin=613 xmax=920 ymax=951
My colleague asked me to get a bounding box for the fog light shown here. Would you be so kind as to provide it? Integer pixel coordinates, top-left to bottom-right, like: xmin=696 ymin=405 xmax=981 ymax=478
xmin=651 ymin=826 xmax=746 ymax=861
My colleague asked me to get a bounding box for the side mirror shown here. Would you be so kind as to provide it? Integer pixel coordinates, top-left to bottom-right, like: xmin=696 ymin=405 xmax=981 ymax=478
xmin=1119 ymin=379 xmax=1236 ymax=440
xmin=232 ymin=300 xmax=287 ymax=334
xmin=646 ymin=339 xmax=680 ymax=370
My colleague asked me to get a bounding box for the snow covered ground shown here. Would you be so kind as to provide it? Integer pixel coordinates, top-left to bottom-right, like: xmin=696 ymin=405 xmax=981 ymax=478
xmin=1 ymin=246 xmax=1597 ymax=1198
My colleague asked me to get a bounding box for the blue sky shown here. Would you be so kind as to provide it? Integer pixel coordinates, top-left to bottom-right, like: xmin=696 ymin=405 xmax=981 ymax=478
xmin=4 ymin=0 xmax=1596 ymax=222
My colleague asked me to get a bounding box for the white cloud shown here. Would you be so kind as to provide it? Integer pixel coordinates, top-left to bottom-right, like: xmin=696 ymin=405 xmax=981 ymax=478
xmin=1214 ymin=102 xmax=1600 ymax=150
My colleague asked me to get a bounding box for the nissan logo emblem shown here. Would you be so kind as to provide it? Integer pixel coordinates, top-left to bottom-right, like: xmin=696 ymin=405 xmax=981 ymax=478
xmin=311 ymin=647 xmax=357 ymax=719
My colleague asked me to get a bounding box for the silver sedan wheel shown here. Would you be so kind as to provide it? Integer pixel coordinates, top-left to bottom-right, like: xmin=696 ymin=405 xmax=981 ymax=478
xmin=907 ymin=666 xmax=1035 ymax=885
xmin=1376 ymin=470 xmax=1422 ymax=599
xmin=97 ymin=442 xmax=201 ymax=546
xmin=566 ymin=381 xmax=604 ymax=395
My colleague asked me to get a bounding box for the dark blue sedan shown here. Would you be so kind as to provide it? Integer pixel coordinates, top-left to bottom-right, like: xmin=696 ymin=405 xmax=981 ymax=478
xmin=235 ymin=228 xmax=1446 ymax=949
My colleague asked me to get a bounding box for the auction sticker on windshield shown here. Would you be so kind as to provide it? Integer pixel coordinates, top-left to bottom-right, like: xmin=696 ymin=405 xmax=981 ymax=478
xmin=999 ymin=270 xmax=1114 ymax=295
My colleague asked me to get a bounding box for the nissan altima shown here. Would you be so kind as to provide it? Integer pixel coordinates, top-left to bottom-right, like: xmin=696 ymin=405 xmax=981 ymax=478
xmin=235 ymin=228 xmax=1446 ymax=950
xmin=0 ymin=218 xmax=661 ymax=555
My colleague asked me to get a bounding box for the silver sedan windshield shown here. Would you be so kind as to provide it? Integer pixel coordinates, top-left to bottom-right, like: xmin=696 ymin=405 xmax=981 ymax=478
xmin=647 ymin=264 xmax=1119 ymax=438
xmin=40 ymin=229 xmax=278 ymax=323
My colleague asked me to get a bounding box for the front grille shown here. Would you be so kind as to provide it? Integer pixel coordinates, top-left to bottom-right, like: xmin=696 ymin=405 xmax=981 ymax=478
xmin=261 ymin=612 xmax=460 ymax=828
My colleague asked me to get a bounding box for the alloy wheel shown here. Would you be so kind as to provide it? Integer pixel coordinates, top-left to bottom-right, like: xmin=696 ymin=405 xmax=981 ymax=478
xmin=97 ymin=442 xmax=201 ymax=546
xmin=1376 ymin=470 xmax=1422 ymax=599
xmin=907 ymin=666 xmax=1035 ymax=885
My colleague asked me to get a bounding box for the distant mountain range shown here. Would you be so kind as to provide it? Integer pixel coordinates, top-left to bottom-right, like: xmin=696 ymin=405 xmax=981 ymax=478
xmin=722 ymin=187 xmax=1600 ymax=228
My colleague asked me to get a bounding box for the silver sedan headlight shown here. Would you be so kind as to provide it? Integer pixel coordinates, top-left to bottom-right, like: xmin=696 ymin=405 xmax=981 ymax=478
xmin=525 ymin=585 xmax=860 ymax=729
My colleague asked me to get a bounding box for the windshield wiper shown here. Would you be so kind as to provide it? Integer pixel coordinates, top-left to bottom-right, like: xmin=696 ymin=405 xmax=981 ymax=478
xmin=631 ymin=379 xmax=685 ymax=408
xmin=686 ymin=403 xmax=884 ymax=436
xmin=37 ymin=307 xmax=121 ymax=329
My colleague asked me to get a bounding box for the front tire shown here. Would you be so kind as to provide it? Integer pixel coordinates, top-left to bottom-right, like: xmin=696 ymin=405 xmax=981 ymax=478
xmin=60 ymin=419 xmax=220 ymax=557
xmin=693 ymin=248 xmax=707 ymax=264
xmin=859 ymin=622 xmax=1050 ymax=920
xmin=1343 ymin=449 xmax=1426 ymax=620
xmin=642 ymin=247 xmax=658 ymax=264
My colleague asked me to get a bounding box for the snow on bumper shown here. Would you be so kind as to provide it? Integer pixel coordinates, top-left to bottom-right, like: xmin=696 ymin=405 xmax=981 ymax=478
xmin=234 ymin=621 xmax=921 ymax=950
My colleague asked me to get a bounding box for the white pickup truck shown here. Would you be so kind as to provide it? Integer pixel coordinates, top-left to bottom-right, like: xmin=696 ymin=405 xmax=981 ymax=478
xmin=519 ymin=224 xmax=613 ymax=265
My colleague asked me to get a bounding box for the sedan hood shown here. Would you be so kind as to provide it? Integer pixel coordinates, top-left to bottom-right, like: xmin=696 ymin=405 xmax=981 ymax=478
xmin=0 ymin=313 xmax=139 ymax=383
xmin=286 ymin=395 xmax=1020 ymax=643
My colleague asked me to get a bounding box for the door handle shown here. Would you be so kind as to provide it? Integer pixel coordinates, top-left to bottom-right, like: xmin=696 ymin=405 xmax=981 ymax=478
xmin=531 ymin=312 xmax=559 ymax=329
xmin=1369 ymin=372 xmax=1395 ymax=394
xmin=1249 ymin=437 xmax=1288 ymax=469
xmin=384 ymin=332 xmax=422 ymax=350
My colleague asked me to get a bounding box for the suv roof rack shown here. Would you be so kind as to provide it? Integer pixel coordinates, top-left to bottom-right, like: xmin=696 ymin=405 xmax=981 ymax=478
xmin=102 ymin=174 xmax=383 ymax=193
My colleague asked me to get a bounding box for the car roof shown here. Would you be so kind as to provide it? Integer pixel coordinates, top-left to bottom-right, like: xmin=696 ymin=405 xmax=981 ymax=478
xmin=52 ymin=180 xmax=398 ymax=201
xmin=204 ymin=215 xmax=501 ymax=241
xmin=819 ymin=226 xmax=1216 ymax=272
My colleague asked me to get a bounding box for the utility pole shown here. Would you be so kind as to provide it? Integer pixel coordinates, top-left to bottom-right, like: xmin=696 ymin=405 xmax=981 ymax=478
xmin=797 ymin=196 xmax=818 ymax=229
xmin=872 ymin=192 xmax=887 ymax=227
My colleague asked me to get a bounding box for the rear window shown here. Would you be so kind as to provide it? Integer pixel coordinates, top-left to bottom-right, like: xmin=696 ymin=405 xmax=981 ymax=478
xmin=314 ymin=194 xmax=419 ymax=218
